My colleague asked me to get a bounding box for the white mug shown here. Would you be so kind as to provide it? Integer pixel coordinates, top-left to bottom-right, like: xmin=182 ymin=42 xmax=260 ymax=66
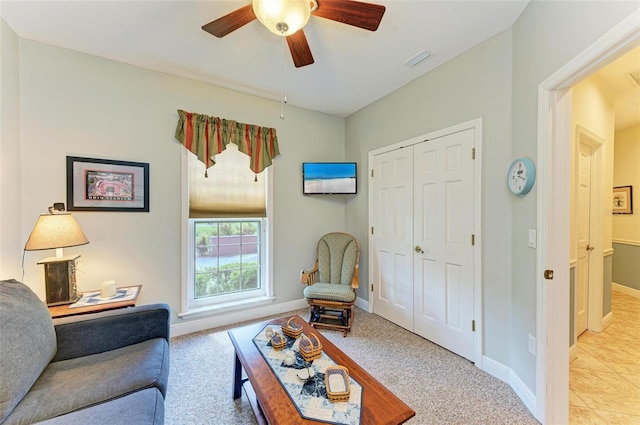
xmin=100 ymin=280 xmax=117 ymax=298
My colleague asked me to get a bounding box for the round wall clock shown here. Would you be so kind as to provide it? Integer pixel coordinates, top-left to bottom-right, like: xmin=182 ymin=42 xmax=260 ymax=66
xmin=507 ymin=158 xmax=536 ymax=196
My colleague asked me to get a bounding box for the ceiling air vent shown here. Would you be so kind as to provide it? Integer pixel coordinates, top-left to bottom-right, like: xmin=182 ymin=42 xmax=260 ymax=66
xmin=625 ymin=69 xmax=640 ymax=87
xmin=404 ymin=50 xmax=432 ymax=68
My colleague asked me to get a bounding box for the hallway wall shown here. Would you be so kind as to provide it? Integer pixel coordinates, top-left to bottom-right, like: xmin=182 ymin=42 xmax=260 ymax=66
xmin=612 ymin=124 xmax=640 ymax=291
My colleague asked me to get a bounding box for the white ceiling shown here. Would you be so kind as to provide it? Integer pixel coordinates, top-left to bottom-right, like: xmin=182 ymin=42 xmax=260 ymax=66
xmin=592 ymin=45 xmax=640 ymax=131
xmin=0 ymin=0 xmax=530 ymax=117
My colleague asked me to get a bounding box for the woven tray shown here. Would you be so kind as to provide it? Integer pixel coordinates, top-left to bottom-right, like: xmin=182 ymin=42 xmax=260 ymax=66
xmin=325 ymin=365 xmax=351 ymax=402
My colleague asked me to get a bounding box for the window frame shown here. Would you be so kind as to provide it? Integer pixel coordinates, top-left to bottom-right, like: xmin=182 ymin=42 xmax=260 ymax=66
xmin=179 ymin=150 xmax=274 ymax=318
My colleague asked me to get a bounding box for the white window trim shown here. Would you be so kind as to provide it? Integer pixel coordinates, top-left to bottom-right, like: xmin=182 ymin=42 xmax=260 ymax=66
xmin=178 ymin=149 xmax=274 ymax=318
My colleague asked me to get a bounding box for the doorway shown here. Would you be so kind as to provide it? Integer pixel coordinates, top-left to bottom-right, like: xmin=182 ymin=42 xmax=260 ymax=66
xmin=537 ymin=12 xmax=640 ymax=424
xmin=575 ymin=125 xmax=606 ymax=339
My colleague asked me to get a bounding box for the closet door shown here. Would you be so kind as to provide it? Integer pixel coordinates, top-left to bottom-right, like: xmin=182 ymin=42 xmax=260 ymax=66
xmin=371 ymin=147 xmax=414 ymax=331
xmin=413 ymin=129 xmax=475 ymax=361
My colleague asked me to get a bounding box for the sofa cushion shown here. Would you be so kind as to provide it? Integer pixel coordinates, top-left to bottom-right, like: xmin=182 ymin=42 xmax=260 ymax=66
xmin=33 ymin=388 xmax=164 ymax=425
xmin=4 ymin=338 xmax=169 ymax=425
xmin=0 ymin=280 xmax=57 ymax=424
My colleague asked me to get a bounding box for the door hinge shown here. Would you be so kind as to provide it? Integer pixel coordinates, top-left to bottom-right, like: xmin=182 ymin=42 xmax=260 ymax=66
xmin=371 ymin=169 xmax=374 ymax=178
xmin=472 ymin=148 xmax=476 ymax=160
xmin=371 ymin=227 xmax=374 ymax=235
xmin=371 ymin=284 xmax=374 ymax=292
xmin=471 ymin=234 xmax=475 ymax=246
xmin=472 ymin=320 xmax=476 ymax=332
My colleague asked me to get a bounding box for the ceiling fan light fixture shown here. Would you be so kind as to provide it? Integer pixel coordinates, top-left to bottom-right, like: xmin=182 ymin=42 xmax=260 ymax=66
xmin=253 ymin=0 xmax=313 ymax=36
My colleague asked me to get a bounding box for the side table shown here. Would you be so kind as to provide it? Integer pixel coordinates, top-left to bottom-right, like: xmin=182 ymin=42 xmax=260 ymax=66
xmin=48 ymin=285 xmax=142 ymax=319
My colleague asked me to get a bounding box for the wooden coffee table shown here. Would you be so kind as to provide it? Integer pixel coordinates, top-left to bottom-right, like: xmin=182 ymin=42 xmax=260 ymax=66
xmin=227 ymin=314 xmax=415 ymax=424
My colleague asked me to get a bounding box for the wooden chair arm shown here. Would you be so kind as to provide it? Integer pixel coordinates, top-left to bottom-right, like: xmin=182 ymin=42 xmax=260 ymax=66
xmin=351 ymin=262 xmax=359 ymax=289
xmin=301 ymin=261 xmax=319 ymax=285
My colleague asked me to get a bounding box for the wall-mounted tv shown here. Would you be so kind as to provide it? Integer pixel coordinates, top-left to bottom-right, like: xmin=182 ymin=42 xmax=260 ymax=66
xmin=303 ymin=162 xmax=357 ymax=195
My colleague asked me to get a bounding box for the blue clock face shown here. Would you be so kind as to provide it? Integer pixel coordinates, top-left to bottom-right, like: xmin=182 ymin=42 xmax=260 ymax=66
xmin=507 ymin=158 xmax=536 ymax=195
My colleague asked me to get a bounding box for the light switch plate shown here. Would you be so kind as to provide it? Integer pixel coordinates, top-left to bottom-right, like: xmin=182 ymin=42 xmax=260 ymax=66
xmin=528 ymin=229 xmax=537 ymax=248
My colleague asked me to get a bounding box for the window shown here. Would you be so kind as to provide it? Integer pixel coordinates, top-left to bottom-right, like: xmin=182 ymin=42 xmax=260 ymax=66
xmin=180 ymin=146 xmax=273 ymax=317
xmin=194 ymin=221 xmax=260 ymax=298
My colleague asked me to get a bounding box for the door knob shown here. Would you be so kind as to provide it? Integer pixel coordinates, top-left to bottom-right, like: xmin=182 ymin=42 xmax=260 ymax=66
xmin=415 ymin=246 xmax=424 ymax=254
xmin=586 ymin=244 xmax=595 ymax=251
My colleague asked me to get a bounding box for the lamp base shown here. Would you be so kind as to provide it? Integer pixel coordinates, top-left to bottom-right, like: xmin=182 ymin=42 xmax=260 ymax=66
xmin=37 ymin=254 xmax=81 ymax=306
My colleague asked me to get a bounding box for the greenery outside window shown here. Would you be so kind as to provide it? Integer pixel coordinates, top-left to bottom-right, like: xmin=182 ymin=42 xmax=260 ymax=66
xmin=190 ymin=219 xmax=265 ymax=307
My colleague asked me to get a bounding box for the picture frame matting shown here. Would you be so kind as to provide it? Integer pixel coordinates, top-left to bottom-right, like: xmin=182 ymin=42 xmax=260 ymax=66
xmin=612 ymin=185 xmax=632 ymax=215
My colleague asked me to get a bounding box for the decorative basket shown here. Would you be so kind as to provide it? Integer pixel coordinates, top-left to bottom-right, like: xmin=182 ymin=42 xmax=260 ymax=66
xmin=299 ymin=332 xmax=322 ymax=362
xmin=270 ymin=332 xmax=287 ymax=351
xmin=281 ymin=316 xmax=303 ymax=339
xmin=325 ymin=365 xmax=351 ymax=403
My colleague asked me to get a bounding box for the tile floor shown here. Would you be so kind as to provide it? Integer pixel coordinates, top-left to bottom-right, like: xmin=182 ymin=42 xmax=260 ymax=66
xmin=569 ymin=290 xmax=640 ymax=425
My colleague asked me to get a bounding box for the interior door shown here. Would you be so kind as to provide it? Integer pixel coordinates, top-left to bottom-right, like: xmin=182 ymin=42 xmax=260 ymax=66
xmin=576 ymin=142 xmax=592 ymax=336
xmin=371 ymin=127 xmax=476 ymax=362
xmin=413 ymin=129 xmax=475 ymax=360
xmin=371 ymin=147 xmax=414 ymax=331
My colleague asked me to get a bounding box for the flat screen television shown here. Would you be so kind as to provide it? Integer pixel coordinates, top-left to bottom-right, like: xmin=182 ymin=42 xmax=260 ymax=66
xmin=303 ymin=162 xmax=357 ymax=195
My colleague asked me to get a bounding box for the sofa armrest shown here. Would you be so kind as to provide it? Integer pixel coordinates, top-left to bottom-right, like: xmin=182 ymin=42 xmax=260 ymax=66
xmin=52 ymin=303 xmax=170 ymax=362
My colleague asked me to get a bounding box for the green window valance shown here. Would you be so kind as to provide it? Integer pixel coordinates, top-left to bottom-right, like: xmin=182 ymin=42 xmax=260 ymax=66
xmin=174 ymin=109 xmax=280 ymax=177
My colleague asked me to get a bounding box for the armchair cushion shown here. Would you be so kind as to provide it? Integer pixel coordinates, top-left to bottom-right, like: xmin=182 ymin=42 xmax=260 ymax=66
xmin=0 ymin=280 xmax=57 ymax=424
xmin=303 ymin=283 xmax=356 ymax=303
xmin=317 ymin=233 xmax=359 ymax=286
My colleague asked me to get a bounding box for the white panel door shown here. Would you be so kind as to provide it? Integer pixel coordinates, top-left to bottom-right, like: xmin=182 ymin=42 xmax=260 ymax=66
xmin=576 ymin=143 xmax=592 ymax=336
xmin=371 ymin=148 xmax=414 ymax=331
xmin=413 ymin=129 xmax=475 ymax=360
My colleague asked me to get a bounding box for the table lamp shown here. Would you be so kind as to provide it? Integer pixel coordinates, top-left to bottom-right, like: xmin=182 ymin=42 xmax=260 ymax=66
xmin=25 ymin=204 xmax=89 ymax=305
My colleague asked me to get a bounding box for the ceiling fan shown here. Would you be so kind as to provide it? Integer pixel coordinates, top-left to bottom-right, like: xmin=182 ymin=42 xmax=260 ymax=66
xmin=202 ymin=0 xmax=386 ymax=68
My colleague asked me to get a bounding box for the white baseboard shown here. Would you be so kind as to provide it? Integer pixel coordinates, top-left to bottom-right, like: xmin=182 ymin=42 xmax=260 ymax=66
xmin=569 ymin=344 xmax=578 ymax=363
xmin=482 ymin=356 xmax=537 ymax=417
xmin=355 ymin=296 xmax=369 ymax=312
xmin=482 ymin=356 xmax=510 ymax=382
xmin=170 ymin=299 xmax=308 ymax=337
xmin=509 ymin=368 xmax=537 ymax=417
xmin=612 ymin=282 xmax=640 ymax=299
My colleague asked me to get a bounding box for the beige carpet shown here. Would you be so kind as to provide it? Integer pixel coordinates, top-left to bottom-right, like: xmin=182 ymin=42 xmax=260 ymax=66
xmin=165 ymin=308 xmax=540 ymax=424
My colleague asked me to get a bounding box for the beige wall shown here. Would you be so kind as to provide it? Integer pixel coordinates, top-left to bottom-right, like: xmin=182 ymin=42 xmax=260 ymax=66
xmin=613 ymin=124 xmax=640 ymax=242
xmin=4 ymin=36 xmax=347 ymax=327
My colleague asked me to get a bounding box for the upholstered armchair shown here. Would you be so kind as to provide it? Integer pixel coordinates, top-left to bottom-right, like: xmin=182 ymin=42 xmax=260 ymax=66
xmin=300 ymin=232 xmax=360 ymax=336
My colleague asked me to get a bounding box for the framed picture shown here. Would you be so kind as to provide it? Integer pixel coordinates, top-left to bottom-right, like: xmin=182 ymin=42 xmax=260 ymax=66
xmin=67 ymin=156 xmax=149 ymax=212
xmin=612 ymin=185 xmax=632 ymax=214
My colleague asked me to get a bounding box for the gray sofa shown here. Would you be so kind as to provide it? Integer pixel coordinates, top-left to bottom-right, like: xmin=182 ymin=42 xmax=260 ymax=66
xmin=0 ymin=279 xmax=170 ymax=425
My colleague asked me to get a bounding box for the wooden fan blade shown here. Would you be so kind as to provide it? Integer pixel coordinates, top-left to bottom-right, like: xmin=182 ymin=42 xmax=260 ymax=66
xmin=287 ymin=30 xmax=315 ymax=68
xmin=313 ymin=0 xmax=385 ymax=31
xmin=202 ymin=4 xmax=256 ymax=38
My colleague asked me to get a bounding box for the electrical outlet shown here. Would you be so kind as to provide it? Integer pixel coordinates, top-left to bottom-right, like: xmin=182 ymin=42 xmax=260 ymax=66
xmin=528 ymin=334 xmax=536 ymax=356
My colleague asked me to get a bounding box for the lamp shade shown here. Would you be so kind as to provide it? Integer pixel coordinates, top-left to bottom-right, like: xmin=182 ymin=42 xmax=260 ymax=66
xmin=253 ymin=0 xmax=312 ymax=36
xmin=25 ymin=213 xmax=89 ymax=251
